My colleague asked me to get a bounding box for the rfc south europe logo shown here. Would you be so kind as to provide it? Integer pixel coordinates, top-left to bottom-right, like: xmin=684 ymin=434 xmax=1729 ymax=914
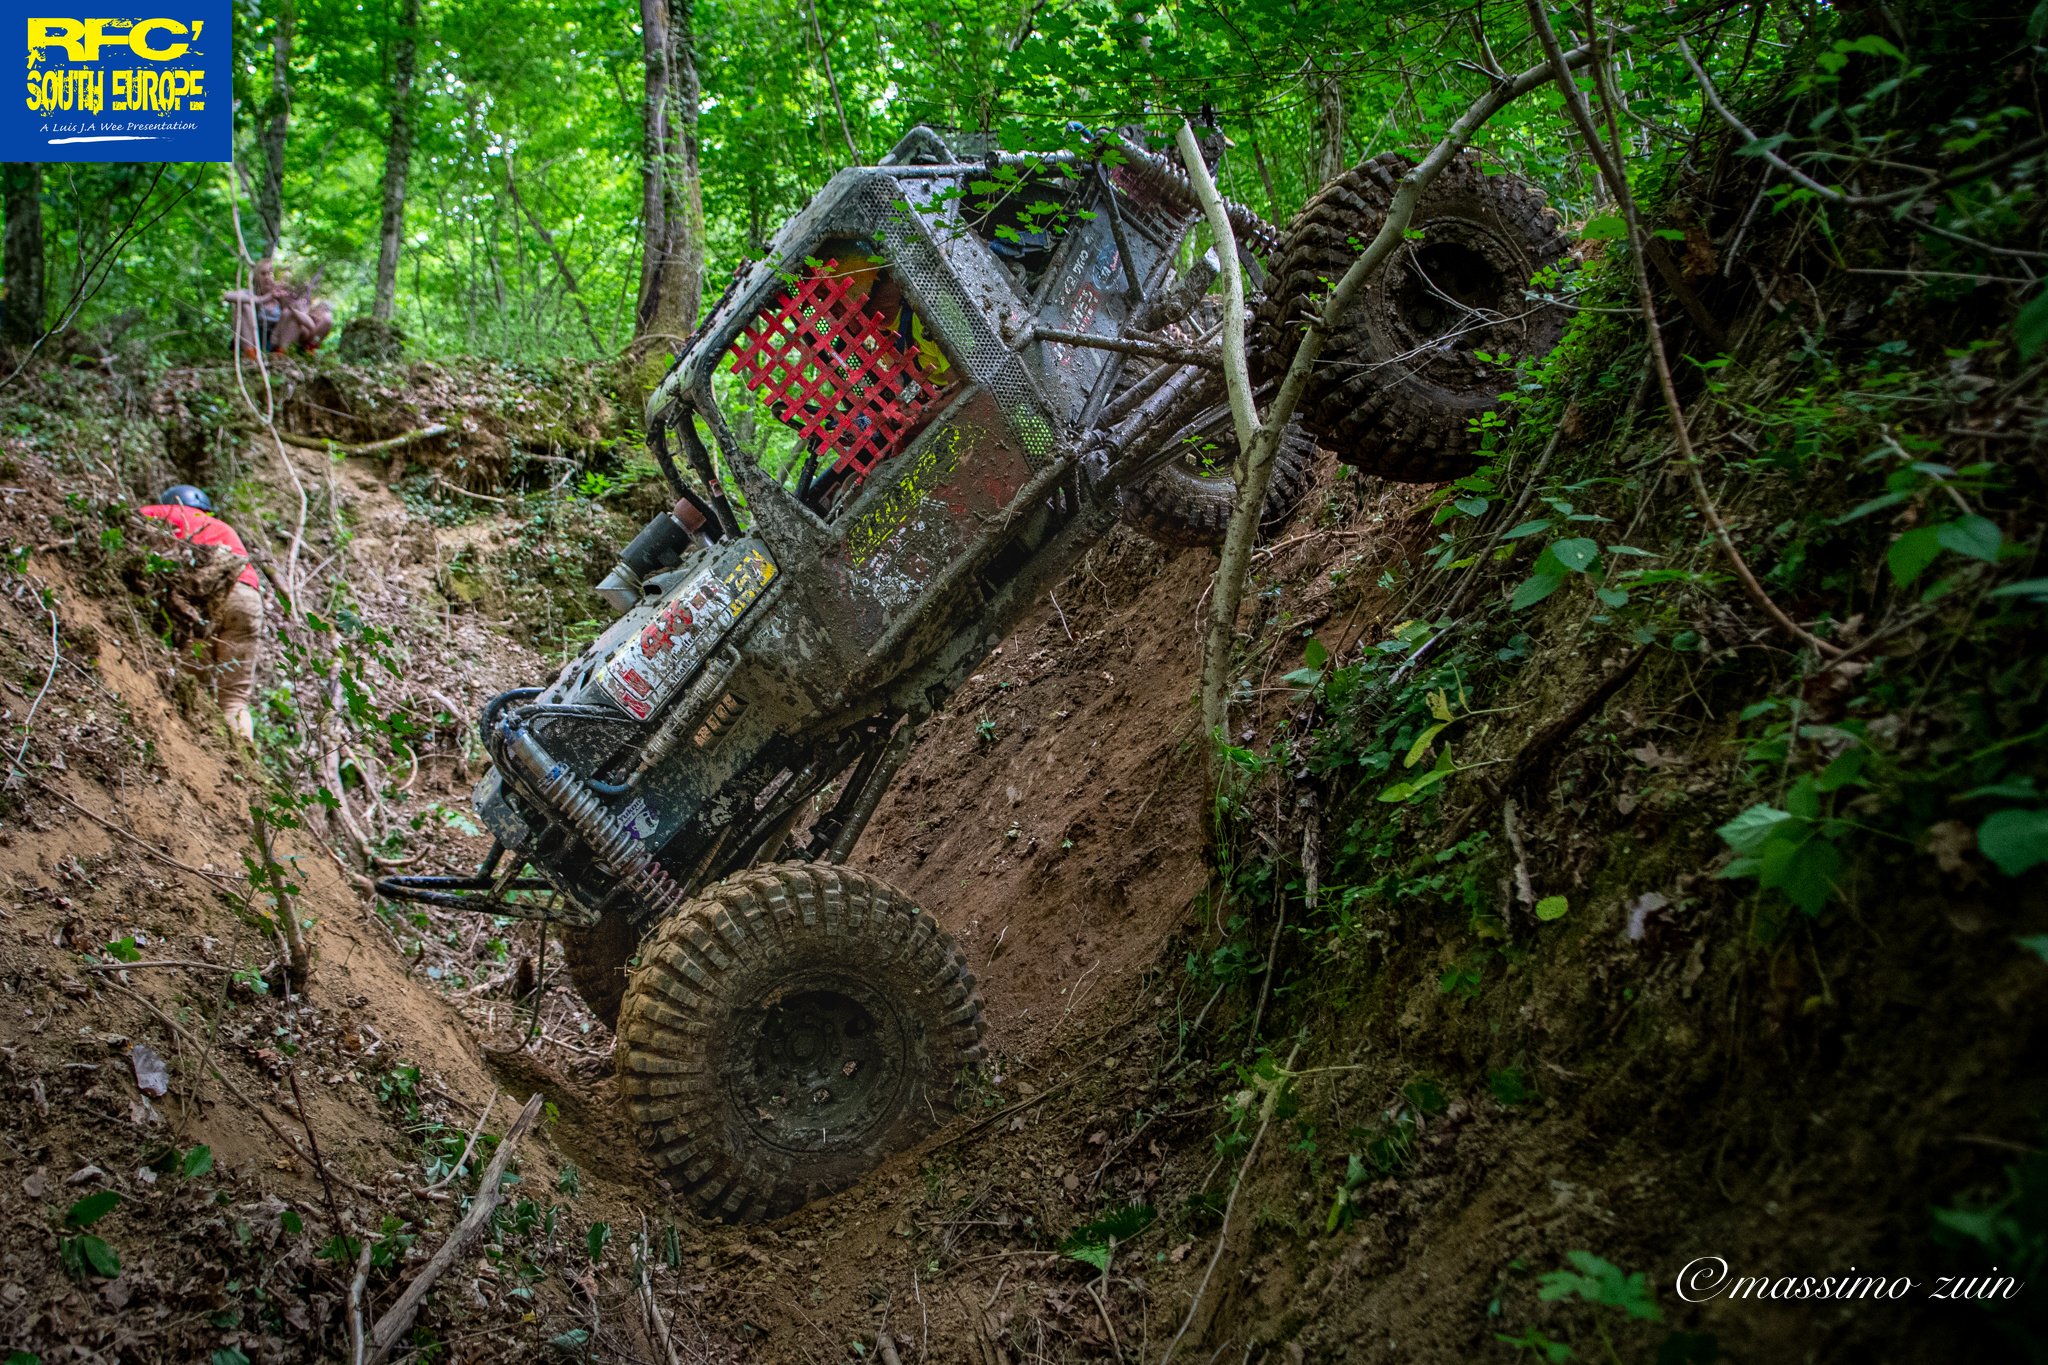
xmin=9 ymin=6 xmax=231 ymax=162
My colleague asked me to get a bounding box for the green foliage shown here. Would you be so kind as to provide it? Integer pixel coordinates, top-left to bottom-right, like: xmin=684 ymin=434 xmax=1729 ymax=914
xmin=181 ymin=1145 xmax=214 ymax=1178
xmin=1538 ymin=1251 xmax=1661 ymax=1322
xmin=64 ymin=1191 xmax=120 ymax=1228
xmin=1060 ymin=1204 xmax=1155 ymax=1270
xmin=1978 ymin=809 xmax=2048 ymax=876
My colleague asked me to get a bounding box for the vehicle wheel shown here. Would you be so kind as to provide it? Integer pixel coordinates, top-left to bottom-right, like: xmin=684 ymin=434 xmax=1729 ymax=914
xmin=1119 ymin=409 xmax=1319 ymax=548
xmin=614 ymin=862 xmax=985 ymax=1222
xmin=1255 ymin=151 xmax=1570 ymax=482
xmin=561 ymin=911 xmax=639 ymax=1030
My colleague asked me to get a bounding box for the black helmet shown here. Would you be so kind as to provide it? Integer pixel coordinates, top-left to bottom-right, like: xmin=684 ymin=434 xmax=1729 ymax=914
xmin=161 ymin=485 xmax=213 ymax=512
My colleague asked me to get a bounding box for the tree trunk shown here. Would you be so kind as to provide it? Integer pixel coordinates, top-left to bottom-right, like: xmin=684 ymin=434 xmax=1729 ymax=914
xmin=635 ymin=0 xmax=704 ymax=352
xmin=635 ymin=0 xmax=670 ymax=338
xmin=1313 ymin=65 xmax=1346 ymax=187
xmin=371 ymin=0 xmax=422 ymax=324
xmin=1 ymin=164 xmax=44 ymax=347
xmin=256 ymin=0 xmax=296 ymax=258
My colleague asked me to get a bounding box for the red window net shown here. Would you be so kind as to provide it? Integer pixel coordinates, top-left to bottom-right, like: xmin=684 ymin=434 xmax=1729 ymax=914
xmin=727 ymin=260 xmax=937 ymax=483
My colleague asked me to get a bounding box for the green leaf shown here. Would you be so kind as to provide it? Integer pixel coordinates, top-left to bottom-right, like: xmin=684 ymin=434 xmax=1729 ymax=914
xmin=1488 ymin=1068 xmax=1531 ymax=1105
xmin=1717 ymin=803 xmax=1793 ymax=855
xmin=1594 ymin=587 xmax=1629 ymax=608
xmin=64 ymin=1234 xmax=120 ymax=1278
xmin=1816 ymin=747 xmax=1869 ymax=792
xmin=1453 ymin=495 xmax=1489 ymax=517
xmin=1988 ymin=577 xmax=2048 ymax=603
xmin=1759 ymin=830 xmax=1840 ymax=915
xmin=1502 ymin=519 xmax=1551 ymax=540
xmin=1936 ymin=515 xmax=2002 ymax=564
xmin=180 ymin=1145 xmax=214 ymax=1178
xmin=2016 ymin=934 xmax=2048 ymax=963
xmin=2017 ymin=289 xmax=2048 ymax=359
xmin=1279 ymin=667 xmax=1324 ymax=687
xmin=1887 ymin=527 xmax=1943 ymax=586
xmin=586 ymin=1221 xmax=610 ymax=1264
xmin=1835 ymin=490 xmax=1911 ymax=523
xmin=103 ymin=936 xmax=142 ymax=963
xmin=1549 ymin=538 xmax=1600 ymax=573
xmin=1511 ymin=571 xmax=1565 ymax=610
xmin=1074 ymin=1203 xmax=1155 ymax=1243
xmin=211 ymin=1350 xmax=251 ymax=1365
xmin=1302 ymin=637 xmax=1328 ymax=671
xmin=1534 ymin=895 xmax=1569 ymax=922
xmin=1404 ymin=723 xmax=1447 ymax=769
xmin=1785 ymin=774 xmax=1821 ymax=820
xmin=1064 ymin=1240 xmax=1111 ymax=1271
xmin=65 ymin=1191 xmax=120 ymax=1228
xmin=1582 ymin=214 xmax=1627 ymax=240
xmin=1977 ymin=809 xmax=2048 ymax=877
xmin=281 ymin=1208 xmax=303 ymax=1235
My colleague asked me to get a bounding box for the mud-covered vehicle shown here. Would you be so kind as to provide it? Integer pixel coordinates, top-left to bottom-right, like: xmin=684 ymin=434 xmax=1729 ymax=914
xmin=381 ymin=125 xmax=1567 ymax=1221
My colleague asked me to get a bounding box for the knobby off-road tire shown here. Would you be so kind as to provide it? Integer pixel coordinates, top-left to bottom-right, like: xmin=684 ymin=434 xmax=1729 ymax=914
xmin=1112 ymin=298 xmax=1321 ymax=548
xmin=614 ymin=862 xmax=985 ymax=1222
xmin=1120 ymin=408 xmax=1320 ymax=548
xmin=562 ymin=912 xmax=639 ymax=1029
xmin=1254 ymin=151 xmax=1570 ymax=483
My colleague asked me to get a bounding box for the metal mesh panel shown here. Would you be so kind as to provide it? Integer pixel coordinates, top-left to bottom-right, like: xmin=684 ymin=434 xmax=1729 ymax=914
xmin=725 ymin=260 xmax=940 ymax=483
xmin=867 ymin=181 xmax=1059 ymax=463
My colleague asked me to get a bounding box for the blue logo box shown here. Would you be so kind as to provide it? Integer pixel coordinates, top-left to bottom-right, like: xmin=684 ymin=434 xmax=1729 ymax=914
xmin=6 ymin=5 xmax=231 ymax=162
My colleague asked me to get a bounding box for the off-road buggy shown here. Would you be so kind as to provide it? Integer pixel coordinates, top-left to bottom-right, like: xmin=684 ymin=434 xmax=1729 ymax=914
xmin=381 ymin=125 xmax=1567 ymax=1221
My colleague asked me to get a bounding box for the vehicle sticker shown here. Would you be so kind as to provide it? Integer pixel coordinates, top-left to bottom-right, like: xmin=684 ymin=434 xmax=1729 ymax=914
xmin=618 ymin=796 xmax=658 ymax=841
xmin=844 ymin=424 xmax=966 ymax=566
xmin=596 ymin=546 xmax=776 ymax=720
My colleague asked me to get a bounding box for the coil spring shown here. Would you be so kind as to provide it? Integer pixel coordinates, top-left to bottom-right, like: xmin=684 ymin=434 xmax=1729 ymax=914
xmin=506 ymin=725 xmax=697 ymax=924
xmin=1110 ymin=136 xmax=1282 ymax=257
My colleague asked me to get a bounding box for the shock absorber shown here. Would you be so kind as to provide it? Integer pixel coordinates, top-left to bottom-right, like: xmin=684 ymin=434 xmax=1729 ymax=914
xmin=502 ymin=725 xmax=694 ymax=922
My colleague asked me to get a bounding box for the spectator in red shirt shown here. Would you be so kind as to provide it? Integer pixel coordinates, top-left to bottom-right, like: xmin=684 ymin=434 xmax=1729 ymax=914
xmin=139 ymin=486 xmax=263 ymax=741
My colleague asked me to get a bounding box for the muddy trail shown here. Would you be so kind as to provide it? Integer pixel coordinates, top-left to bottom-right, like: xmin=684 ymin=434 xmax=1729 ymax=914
xmin=0 ymin=355 xmax=1397 ymax=1362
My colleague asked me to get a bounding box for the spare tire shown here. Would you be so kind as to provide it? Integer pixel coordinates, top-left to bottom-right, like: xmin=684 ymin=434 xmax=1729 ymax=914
xmin=614 ymin=862 xmax=985 ymax=1222
xmin=1255 ymin=151 xmax=1569 ymax=482
xmin=1120 ymin=407 xmax=1319 ymax=548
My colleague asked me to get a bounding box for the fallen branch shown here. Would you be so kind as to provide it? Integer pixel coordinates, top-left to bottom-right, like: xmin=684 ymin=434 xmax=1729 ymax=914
xmin=1434 ymin=644 xmax=1651 ymax=851
xmin=33 ymin=779 xmax=245 ymax=889
xmin=7 ymin=596 xmax=59 ymax=779
xmin=366 ymin=1093 xmax=544 ymax=1365
xmin=1159 ymin=1042 xmax=1299 ymax=1363
xmin=252 ymin=804 xmax=313 ymax=990
xmin=1029 ymin=325 xmax=1221 ymax=370
xmin=422 ymin=1088 xmax=497 ymax=1193
xmin=347 ymin=1239 xmax=375 ymax=1365
xmin=1677 ymin=36 xmax=2048 ymax=210
xmin=277 ymin=423 xmax=451 ymax=459
xmin=1530 ymin=5 xmax=1840 ymax=660
xmin=107 ymin=980 xmax=380 ymax=1197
